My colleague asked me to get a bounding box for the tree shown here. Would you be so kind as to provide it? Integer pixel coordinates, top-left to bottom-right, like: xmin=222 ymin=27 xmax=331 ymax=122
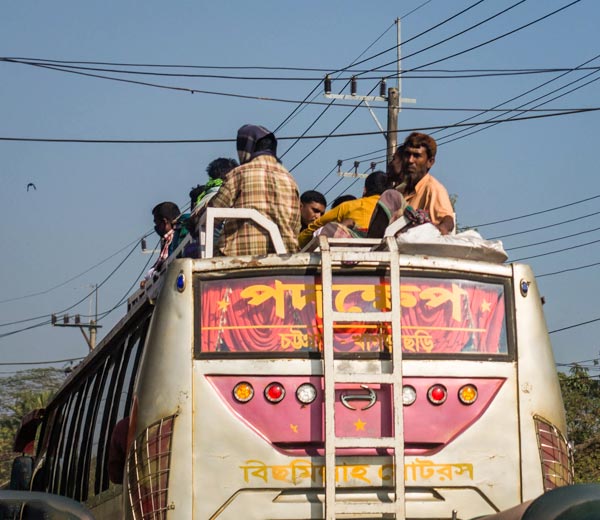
xmin=0 ymin=368 xmax=66 ymax=485
xmin=558 ymin=364 xmax=600 ymax=483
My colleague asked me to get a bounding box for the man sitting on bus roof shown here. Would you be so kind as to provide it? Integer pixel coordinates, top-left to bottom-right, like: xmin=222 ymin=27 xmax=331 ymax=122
xmin=368 ymin=132 xmax=454 ymax=237
xmin=299 ymin=190 xmax=327 ymax=231
xmin=298 ymin=170 xmax=387 ymax=248
xmin=208 ymin=124 xmax=301 ymax=256
xmin=141 ymin=201 xmax=189 ymax=287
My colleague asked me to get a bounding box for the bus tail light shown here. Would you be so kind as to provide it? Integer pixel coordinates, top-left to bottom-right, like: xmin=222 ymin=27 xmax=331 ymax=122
xmin=533 ymin=415 xmax=574 ymax=491
xmin=296 ymin=383 xmax=317 ymax=404
xmin=427 ymin=384 xmax=447 ymax=405
xmin=127 ymin=415 xmax=176 ymax=519
xmin=458 ymin=384 xmax=478 ymax=405
xmin=233 ymin=382 xmax=254 ymax=403
xmin=402 ymin=385 xmax=417 ymax=406
xmin=265 ymin=382 xmax=286 ymax=403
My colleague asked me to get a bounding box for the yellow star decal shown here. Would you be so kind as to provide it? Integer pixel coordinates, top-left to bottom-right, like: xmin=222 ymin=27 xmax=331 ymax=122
xmin=290 ymin=424 xmax=298 ymax=433
xmin=354 ymin=419 xmax=366 ymax=431
xmin=217 ymin=299 xmax=230 ymax=311
xmin=480 ymin=300 xmax=491 ymax=313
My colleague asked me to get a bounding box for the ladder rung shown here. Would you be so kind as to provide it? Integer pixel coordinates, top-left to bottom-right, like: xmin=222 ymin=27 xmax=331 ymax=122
xmin=333 ymin=436 xmax=398 ymax=449
xmin=331 ymin=311 xmax=392 ymax=323
xmin=332 ymin=373 xmax=397 ymax=384
xmin=335 ymin=501 xmax=399 ymax=515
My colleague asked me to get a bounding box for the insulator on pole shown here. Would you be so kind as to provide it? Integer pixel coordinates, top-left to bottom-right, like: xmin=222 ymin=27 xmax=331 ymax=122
xmin=351 ymin=76 xmax=357 ymax=96
xmin=141 ymin=237 xmax=147 ymax=250
xmin=353 ymin=161 xmax=360 ymax=174
xmin=324 ymin=74 xmax=332 ymax=94
xmin=380 ymin=78 xmax=387 ymax=98
xmin=75 ymin=314 xmax=81 ymax=325
xmin=337 ymin=160 xmax=343 ymax=174
xmin=371 ymin=162 xmax=377 ymax=171
xmin=51 ymin=314 xmax=57 ymax=325
xmin=63 ymin=313 xmax=69 ymax=325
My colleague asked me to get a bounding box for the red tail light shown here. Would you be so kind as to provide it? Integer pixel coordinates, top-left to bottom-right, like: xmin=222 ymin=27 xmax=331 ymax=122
xmin=427 ymin=384 xmax=447 ymax=405
xmin=265 ymin=382 xmax=285 ymax=403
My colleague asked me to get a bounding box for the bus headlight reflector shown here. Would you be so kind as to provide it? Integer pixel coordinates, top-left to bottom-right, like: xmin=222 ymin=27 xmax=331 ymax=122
xmin=427 ymin=384 xmax=447 ymax=405
xmin=233 ymin=382 xmax=254 ymax=403
xmin=265 ymin=382 xmax=285 ymax=403
xmin=296 ymin=383 xmax=317 ymax=404
xmin=458 ymin=384 xmax=478 ymax=404
xmin=402 ymin=385 xmax=417 ymax=406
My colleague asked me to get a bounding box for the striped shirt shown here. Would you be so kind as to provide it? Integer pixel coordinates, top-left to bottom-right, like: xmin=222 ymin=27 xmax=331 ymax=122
xmin=209 ymin=155 xmax=300 ymax=256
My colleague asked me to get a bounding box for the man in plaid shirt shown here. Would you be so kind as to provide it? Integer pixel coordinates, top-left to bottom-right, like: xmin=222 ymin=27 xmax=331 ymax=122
xmin=209 ymin=124 xmax=301 ymax=256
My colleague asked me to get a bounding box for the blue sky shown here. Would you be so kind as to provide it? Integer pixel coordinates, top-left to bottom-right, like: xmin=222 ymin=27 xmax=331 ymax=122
xmin=1 ymin=0 xmax=599 ymax=372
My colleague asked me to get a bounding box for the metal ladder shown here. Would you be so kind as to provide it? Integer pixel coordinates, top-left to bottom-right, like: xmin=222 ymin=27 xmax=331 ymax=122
xmin=319 ymin=235 xmax=405 ymax=519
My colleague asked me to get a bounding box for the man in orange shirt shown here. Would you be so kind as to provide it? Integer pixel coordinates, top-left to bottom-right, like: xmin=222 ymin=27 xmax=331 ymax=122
xmin=368 ymin=132 xmax=454 ymax=237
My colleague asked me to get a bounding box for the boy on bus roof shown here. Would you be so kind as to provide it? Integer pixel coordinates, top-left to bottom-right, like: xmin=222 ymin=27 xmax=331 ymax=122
xmin=299 ymin=190 xmax=327 ymax=231
xmin=298 ymin=170 xmax=387 ymax=248
xmin=368 ymin=132 xmax=454 ymax=237
xmin=208 ymin=124 xmax=301 ymax=256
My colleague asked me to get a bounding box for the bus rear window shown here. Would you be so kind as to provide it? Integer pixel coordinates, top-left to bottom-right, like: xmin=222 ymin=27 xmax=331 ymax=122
xmin=197 ymin=274 xmax=509 ymax=356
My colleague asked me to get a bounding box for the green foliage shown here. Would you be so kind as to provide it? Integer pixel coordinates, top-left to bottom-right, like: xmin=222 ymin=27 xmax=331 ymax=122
xmin=559 ymin=364 xmax=600 ymax=483
xmin=0 ymin=368 xmax=66 ymax=485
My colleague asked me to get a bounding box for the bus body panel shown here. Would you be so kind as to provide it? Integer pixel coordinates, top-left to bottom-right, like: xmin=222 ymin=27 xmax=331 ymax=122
xmin=24 ymin=250 xmax=572 ymax=519
xmin=123 ymin=259 xmax=195 ymax=520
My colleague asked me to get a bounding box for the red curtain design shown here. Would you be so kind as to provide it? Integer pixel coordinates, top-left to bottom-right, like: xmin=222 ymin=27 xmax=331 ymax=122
xmin=200 ymin=275 xmax=506 ymax=355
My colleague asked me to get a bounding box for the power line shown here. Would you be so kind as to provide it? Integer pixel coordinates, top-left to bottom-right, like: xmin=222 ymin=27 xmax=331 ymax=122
xmin=0 ymin=233 xmax=150 ymax=304
xmin=5 ymin=57 xmax=600 ymax=79
xmin=550 ymin=317 xmax=600 ymax=334
xmin=1 ymin=107 xmax=597 ymax=145
xmin=470 ymin=194 xmax=600 ymax=228
xmin=505 ymin=225 xmax=600 ymax=251
xmin=0 ymin=238 xmax=140 ymax=331
xmin=537 ymin=261 xmax=600 ymax=278
xmin=372 ymin=0 xmax=583 ymax=79
xmin=438 ymin=62 xmax=600 ymax=145
xmin=349 ymin=0 xmax=490 ymax=71
xmin=0 ymin=357 xmax=85 ymax=366
xmin=435 ymin=51 xmax=600 ymax=143
xmin=511 ymin=237 xmax=600 ymax=262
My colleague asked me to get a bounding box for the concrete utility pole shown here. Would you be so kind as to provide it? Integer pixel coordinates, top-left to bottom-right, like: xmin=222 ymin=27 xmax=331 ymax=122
xmin=52 ymin=284 xmax=101 ymax=350
xmin=325 ymin=17 xmax=415 ymax=172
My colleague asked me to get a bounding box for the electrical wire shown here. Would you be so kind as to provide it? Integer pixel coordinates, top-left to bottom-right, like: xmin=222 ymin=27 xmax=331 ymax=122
xmin=0 ymin=357 xmax=85 ymax=366
xmin=435 ymin=52 xmax=600 ymax=143
xmin=505 ymin=225 xmax=600 ymax=251
xmin=0 ymin=233 xmax=151 ymax=304
xmin=365 ymin=0 xmax=529 ymax=78
xmin=5 ymin=57 xmax=600 ymax=79
xmin=537 ymin=261 xmax=600 ymax=278
xmin=550 ymin=317 xmax=600 ymax=334
xmin=0 ymin=238 xmax=141 ymax=330
xmin=1 ymin=107 xmax=597 ymax=145
xmin=348 ymin=0 xmax=490 ymax=71
xmin=438 ymin=62 xmax=600 ymax=145
xmin=511 ymin=237 xmax=600 ymax=262
xmin=470 ymin=194 xmax=600 ymax=228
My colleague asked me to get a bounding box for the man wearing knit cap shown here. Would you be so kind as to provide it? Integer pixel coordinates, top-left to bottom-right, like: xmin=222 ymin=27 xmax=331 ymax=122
xmin=209 ymin=124 xmax=301 ymax=256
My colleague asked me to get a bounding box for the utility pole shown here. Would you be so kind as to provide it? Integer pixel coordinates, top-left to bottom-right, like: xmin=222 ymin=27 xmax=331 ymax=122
xmin=325 ymin=17 xmax=415 ymax=171
xmin=52 ymin=284 xmax=101 ymax=351
xmin=387 ymin=17 xmax=416 ymax=164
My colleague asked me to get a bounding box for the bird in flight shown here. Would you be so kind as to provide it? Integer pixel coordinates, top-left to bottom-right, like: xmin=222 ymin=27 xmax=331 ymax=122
xmin=26 ymin=182 xmax=37 ymax=191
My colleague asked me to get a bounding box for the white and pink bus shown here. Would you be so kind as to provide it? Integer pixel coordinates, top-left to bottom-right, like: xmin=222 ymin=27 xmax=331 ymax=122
xmin=13 ymin=209 xmax=598 ymax=519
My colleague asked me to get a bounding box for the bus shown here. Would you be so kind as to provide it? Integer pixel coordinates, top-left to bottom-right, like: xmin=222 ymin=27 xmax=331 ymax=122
xmin=11 ymin=208 xmax=596 ymax=519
